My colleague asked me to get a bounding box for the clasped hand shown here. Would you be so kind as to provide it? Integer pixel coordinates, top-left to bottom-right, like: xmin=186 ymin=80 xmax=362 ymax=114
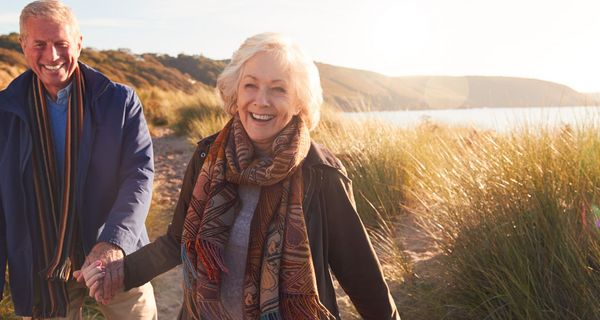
xmin=72 ymin=242 xmax=125 ymax=305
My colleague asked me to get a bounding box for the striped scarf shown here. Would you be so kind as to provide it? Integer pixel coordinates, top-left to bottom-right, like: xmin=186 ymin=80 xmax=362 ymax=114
xmin=181 ymin=116 xmax=333 ymax=320
xmin=28 ymin=67 xmax=85 ymax=318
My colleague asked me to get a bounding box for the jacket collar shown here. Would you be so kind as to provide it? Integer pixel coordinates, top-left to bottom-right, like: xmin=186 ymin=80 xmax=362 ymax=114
xmin=304 ymin=141 xmax=345 ymax=172
xmin=78 ymin=61 xmax=110 ymax=98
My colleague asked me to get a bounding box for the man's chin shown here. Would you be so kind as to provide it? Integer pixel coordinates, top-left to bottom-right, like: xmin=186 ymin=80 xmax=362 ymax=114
xmin=40 ymin=69 xmax=70 ymax=81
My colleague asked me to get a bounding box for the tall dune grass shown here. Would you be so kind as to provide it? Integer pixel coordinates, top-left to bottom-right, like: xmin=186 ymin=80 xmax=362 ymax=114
xmin=312 ymin=110 xmax=413 ymax=280
xmin=403 ymin=121 xmax=600 ymax=319
xmin=138 ymin=86 xmax=222 ymax=134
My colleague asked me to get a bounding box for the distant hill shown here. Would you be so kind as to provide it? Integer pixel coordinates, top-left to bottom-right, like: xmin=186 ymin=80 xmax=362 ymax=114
xmin=1 ymin=32 xmax=596 ymax=110
xmin=317 ymin=63 xmax=597 ymax=110
xmin=153 ymin=53 xmax=227 ymax=87
xmin=588 ymin=93 xmax=600 ymax=102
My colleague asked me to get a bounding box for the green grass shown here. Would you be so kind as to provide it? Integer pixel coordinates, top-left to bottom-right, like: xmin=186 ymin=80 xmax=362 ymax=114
xmin=401 ymin=122 xmax=600 ymax=319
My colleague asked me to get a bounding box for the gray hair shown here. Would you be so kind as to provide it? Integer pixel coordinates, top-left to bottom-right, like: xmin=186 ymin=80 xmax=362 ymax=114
xmin=217 ymin=32 xmax=323 ymax=130
xmin=20 ymin=0 xmax=80 ymax=39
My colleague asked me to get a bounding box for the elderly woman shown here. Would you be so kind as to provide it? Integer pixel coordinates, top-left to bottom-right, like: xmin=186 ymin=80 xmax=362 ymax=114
xmin=77 ymin=32 xmax=399 ymax=319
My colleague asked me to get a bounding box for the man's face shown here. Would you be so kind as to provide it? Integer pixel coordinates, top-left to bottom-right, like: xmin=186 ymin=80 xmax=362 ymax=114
xmin=20 ymin=17 xmax=82 ymax=99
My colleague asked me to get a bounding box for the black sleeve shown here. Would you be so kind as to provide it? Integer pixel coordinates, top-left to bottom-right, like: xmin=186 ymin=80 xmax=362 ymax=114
xmin=124 ymin=144 xmax=204 ymax=290
xmin=325 ymin=170 xmax=401 ymax=320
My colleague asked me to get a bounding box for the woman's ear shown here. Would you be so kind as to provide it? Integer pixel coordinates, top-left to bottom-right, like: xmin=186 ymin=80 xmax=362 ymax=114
xmin=295 ymin=104 xmax=302 ymax=116
xmin=232 ymin=99 xmax=239 ymax=115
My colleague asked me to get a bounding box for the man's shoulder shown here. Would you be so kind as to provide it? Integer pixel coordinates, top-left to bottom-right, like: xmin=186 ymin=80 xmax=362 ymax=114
xmin=79 ymin=62 xmax=136 ymax=98
xmin=0 ymin=70 xmax=33 ymax=115
xmin=0 ymin=70 xmax=32 ymax=97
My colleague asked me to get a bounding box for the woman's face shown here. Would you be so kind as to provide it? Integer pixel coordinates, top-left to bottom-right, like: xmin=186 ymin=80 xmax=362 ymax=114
xmin=236 ymin=51 xmax=300 ymax=151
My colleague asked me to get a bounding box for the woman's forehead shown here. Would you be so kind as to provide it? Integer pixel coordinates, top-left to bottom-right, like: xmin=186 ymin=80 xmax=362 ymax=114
xmin=241 ymin=52 xmax=292 ymax=82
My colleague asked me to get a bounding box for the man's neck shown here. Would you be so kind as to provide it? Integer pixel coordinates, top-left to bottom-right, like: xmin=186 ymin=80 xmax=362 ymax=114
xmin=45 ymin=82 xmax=73 ymax=103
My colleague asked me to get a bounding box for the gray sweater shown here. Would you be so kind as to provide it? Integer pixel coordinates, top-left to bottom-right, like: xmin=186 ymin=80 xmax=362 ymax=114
xmin=220 ymin=184 xmax=260 ymax=318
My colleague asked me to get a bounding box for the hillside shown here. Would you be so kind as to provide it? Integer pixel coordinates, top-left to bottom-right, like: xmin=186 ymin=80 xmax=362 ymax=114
xmin=317 ymin=63 xmax=597 ymax=110
xmin=153 ymin=53 xmax=227 ymax=87
xmin=1 ymin=32 xmax=596 ymax=110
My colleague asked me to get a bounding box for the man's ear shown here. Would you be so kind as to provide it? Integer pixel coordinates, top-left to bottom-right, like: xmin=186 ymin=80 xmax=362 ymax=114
xmin=19 ymin=35 xmax=26 ymax=50
xmin=76 ymin=34 xmax=83 ymax=53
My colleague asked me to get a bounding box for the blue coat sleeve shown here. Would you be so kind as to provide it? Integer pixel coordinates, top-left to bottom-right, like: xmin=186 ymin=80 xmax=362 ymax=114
xmin=97 ymin=91 xmax=154 ymax=254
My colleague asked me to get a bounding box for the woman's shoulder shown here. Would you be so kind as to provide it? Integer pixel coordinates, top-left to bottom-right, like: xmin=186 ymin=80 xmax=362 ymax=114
xmin=305 ymin=141 xmax=348 ymax=177
xmin=185 ymin=132 xmax=219 ymax=169
xmin=194 ymin=132 xmax=219 ymax=154
xmin=196 ymin=132 xmax=219 ymax=149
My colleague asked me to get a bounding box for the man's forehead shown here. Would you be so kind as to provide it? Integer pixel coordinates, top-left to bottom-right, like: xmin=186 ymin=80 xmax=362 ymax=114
xmin=22 ymin=17 xmax=79 ymax=39
xmin=24 ymin=16 xmax=70 ymax=28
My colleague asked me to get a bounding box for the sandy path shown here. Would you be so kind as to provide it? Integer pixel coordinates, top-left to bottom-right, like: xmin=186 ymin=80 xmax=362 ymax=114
xmin=149 ymin=128 xmax=194 ymax=319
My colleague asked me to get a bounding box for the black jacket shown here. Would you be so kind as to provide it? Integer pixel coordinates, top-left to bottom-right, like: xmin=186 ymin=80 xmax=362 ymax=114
xmin=124 ymin=135 xmax=400 ymax=319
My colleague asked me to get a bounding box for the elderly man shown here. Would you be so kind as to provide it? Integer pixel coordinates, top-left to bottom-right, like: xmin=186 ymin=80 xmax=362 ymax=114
xmin=0 ymin=0 xmax=157 ymax=318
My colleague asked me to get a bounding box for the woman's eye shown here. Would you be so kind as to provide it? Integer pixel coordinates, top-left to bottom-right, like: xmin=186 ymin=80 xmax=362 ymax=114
xmin=244 ymin=83 xmax=257 ymax=89
xmin=273 ymin=87 xmax=287 ymax=93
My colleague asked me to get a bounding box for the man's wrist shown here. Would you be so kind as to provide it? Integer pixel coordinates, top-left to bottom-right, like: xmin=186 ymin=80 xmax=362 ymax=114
xmin=96 ymin=241 xmax=124 ymax=254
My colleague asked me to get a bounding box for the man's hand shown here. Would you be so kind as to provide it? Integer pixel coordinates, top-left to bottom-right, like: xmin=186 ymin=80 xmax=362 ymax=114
xmin=82 ymin=242 xmax=125 ymax=304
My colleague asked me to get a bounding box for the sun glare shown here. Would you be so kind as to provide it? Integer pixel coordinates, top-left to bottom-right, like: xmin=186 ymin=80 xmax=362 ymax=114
xmin=366 ymin=2 xmax=431 ymax=76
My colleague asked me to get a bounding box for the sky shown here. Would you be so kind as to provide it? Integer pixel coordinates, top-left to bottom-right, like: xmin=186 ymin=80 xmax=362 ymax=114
xmin=1 ymin=0 xmax=599 ymax=93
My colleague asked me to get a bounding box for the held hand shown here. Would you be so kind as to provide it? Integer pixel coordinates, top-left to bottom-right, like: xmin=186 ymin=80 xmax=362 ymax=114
xmin=73 ymin=260 xmax=105 ymax=303
xmin=82 ymin=242 xmax=125 ymax=304
xmin=101 ymin=256 xmax=125 ymax=305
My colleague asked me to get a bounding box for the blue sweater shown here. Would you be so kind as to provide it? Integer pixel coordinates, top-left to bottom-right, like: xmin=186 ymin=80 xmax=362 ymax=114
xmin=47 ymin=83 xmax=71 ymax=183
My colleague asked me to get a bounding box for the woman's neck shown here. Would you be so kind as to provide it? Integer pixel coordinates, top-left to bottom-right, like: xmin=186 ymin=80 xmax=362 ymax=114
xmin=253 ymin=141 xmax=272 ymax=157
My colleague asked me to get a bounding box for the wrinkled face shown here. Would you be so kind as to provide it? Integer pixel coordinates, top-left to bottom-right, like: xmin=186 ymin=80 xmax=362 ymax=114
xmin=236 ymin=51 xmax=300 ymax=151
xmin=20 ymin=17 xmax=82 ymax=99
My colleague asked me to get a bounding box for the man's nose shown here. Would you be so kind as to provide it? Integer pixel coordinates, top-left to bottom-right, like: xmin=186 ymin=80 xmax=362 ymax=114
xmin=44 ymin=45 xmax=60 ymax=61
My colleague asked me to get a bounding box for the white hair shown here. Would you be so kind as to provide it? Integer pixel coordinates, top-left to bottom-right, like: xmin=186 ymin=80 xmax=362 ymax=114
xmin=20 ymin=0 xmax=80 ymax=40
xmin=217 ymin=32 xmax=323 ymax=130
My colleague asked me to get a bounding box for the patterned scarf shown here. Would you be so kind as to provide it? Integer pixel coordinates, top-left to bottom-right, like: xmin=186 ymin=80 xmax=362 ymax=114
xmin=181 ymin=116 xmax=333 ymax=320
xmin=28 ymin=67 xmax=85 ymax=318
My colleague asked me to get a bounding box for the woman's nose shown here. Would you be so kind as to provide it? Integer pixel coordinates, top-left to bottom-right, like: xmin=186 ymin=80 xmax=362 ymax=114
xmin=255 ymin=88 xmax=269 ymax=107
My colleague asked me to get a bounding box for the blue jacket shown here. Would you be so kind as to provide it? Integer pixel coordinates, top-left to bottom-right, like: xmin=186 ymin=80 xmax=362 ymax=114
xmin=0 ymin=63 xmax=154 ymax=316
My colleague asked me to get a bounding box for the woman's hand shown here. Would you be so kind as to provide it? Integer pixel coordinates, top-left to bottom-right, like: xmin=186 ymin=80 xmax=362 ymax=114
xmin=73 ymin=260 xmax=105 ymax=303
xmin=101 ymin=255 xmax=125 ymax=304
xmin=73 ymin=257 xmax=126 ymax=305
